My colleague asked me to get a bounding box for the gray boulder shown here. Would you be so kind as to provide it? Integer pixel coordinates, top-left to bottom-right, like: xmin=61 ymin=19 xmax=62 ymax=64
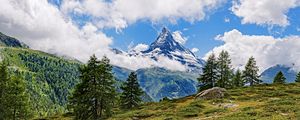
xmin=195 ymin=87 xmax=227 ymax=100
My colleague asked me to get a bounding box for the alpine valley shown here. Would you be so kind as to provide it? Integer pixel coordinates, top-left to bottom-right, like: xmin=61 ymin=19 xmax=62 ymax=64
xmin=0 ymin=28 xmax=204 ymax=117
xmin=0 ymin=28 xmax=296 ymax=118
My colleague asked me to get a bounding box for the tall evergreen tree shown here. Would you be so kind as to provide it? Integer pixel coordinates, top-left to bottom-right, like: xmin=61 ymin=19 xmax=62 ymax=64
xmin=242 ymin=57 xmax=261 ymax=86
xmin=69 ymin=55 xmax=117 ymax=120
xmin=120 ymin=72 xmax=143 ymax=109
xmin=295 ymin=72 xmax=300 ymax=83
xmin=273 ymin=71 xmax=286 ymax=84
xmin=0 ymin=62 xmax=9 ymax=119
xmin=232 ymin=69 xmax=244 ymax=88
xmin=216 ymin=50 xmax=233 ymax=88
xmin=198 ymin=53 xmax=218 ymax=91
xmin=6 ymin=75 xmax=32 ymax=120
xmin=0 ymin=62 xmax=31 ymax=120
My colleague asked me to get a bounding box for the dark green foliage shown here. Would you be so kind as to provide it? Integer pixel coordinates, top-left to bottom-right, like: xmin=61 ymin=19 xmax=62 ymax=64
xmin=0 ymin=62 xmax=9 ymax=119
xmin=1 ymin=48 xmax=81 ymax=117
xmin=242 ymin=57 xmax=261 ymax=86
xmin=295 ymin=72 xmax=300 ymax=83
xmin=198 ymin=53 xmax=218 ymax=90
xmin=69 ymin=55 xmax=117 ymax=120
xmin=216 ymin=50 xmax=233 ymax=88
xmin=6 ymin=75 xmax=32 ymax=120
xmin=120 ymin=72 xmax=143 ymax=109
xmin=232 ymin=69 xmax=244 ymax=88
xmin=0 ymin=62 xmax=32 ymax=120
xmin=273 ymin=71 xmax=286 ymax=84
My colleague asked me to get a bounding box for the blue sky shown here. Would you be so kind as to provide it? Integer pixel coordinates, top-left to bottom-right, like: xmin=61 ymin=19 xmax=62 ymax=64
xmin=48 ymin=0 xmax=300 ymax=58
xmin=1 ymin=0 xmax=300 ymax=71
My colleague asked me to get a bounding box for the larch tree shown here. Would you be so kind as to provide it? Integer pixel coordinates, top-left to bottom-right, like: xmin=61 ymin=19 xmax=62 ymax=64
xmin=216 ymin=50 xmax=233 ymax=88
xmin=6 ymin=75 xmax=31 ymax=120
xmin=273 ymin=71 xmax=286 ymax=84
xmin=0 ymin=62 xmax=9 ymax=119
xmin=69 ymin=55 xmax=117 ymax=120
xmin=242 ymin=57 xmax=261 ymax=86
xmin=120 ymin=72 xmax=143 ymax=109
xmin=232 ymin=69 xmax=244 ymax=88
xmin=198 ymin=53 xmax=218 ymax=91
xmin=0 ymin=62 xmax=31 ymax=120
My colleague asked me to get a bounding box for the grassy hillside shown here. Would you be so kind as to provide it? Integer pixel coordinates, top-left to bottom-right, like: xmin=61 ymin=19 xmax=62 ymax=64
xmin=46 ymin=83 xmax=300 ymax=120
xmin=111 ymin=83 xmax=300 ymax=120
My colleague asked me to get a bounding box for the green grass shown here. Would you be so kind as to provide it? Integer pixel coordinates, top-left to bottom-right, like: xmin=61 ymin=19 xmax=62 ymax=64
xmin=41 ymin=83 xmax=300 ymax=120
xmin=108 ymin=83 xmax=300 ymax=120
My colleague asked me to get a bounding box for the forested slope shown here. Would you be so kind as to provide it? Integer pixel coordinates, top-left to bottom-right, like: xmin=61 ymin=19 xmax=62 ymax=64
xmin=0 ymin=47 xmax=81 ymax=117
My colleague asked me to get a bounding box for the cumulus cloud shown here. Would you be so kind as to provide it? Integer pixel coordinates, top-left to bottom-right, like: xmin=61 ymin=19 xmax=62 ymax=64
xmin=191 ymin=48 xmax=199 ymax=53
xmin=205 ymin=29 xmax=300 ymax=72
xmin=109 ymin=54 xmax=187 ymax=71
xmin=132 ymin=44 xmax=149 ymax=52
xmin=0 ymin=0 xmax=112 ymax=61
xmin=61 ymin=0 xmax=226 ymax=30
xmin=0 ymin=0 xmax=205 ymax=71
xmin=172 ymin=31 xmax=187 ymax=45
xmin=231 ymin=0 xmax=300 ymax=27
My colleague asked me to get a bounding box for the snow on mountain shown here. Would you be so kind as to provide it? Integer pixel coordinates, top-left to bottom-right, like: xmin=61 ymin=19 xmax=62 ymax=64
xmin=129 ymin=27 xmax=205 ymax=72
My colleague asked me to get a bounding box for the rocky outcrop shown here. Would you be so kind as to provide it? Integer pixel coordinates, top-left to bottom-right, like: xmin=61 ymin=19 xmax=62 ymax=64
xmin=195 ymin=87 xmax=227 ymax=100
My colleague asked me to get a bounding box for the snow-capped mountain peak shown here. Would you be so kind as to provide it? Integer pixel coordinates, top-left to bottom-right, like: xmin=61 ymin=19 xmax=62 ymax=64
xmin=141 ymin=27 xmax=205 ymax=72
xmin=144 ymin=27 xmax=187 ymax=54
xmin=119 ymin=27 xmax=205 ymax=72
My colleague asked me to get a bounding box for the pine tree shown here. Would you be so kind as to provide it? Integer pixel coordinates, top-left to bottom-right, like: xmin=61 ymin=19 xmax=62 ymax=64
xmin=273 ymin=71 xmax=286 ymax=84
xmin=295 ymin=72 xmax=300 ymax=83
xmin=216 ymin=50 xmax=233 ymax=88
xmin=6 ymin=75 xmax=32 ymax=120
xmin=242 ymin=57 xmax=261 ymax=86
xmin=232 ymin=69 xmax=244 ymax=88
xmin=0 ymin=62 xmax=31 ymax=120
xmin=69 ymin=55 xmax=117 ymax=120
xmin=0 ymin=62 xmax=9 ymax=119
xmin=198 ymin=53 xmax=218 ymax=91
xmin=120 ymin=72 xmax=143 ymax=109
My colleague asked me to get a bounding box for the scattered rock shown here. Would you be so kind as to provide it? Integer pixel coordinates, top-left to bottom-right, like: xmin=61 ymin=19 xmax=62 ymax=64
xmin=195 ymin=87 xmax=227 ymax=100
xmin=223 ymin=103 xmax=238 ymax=108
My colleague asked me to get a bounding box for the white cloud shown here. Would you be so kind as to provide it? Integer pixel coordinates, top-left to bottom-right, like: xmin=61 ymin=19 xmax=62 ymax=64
xmin=0 ymin=0 xmax=112 ymax=62
xmin=172 ymin=31 xmax=187 ymax=45
xmin=0 ymin=0 xmax=193 ymax=71
xmin=205 ymin=29 xmax=300 ymax=72
xmin=191 ymin=48 xmax=199 ymax=53
xmin=109 ymin=53 xmax=187 ymax=71
xmin=132 ymin=44 xmax=149 ymax=52
xmin=231 ymin=0 xmax=300 ymax=27
xmin=61 ymin=0 xmax=226 ymax=30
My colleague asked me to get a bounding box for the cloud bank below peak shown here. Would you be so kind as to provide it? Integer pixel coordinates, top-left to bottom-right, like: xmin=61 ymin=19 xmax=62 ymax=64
xmin=205 ymin=29 xmax=300 ymax=72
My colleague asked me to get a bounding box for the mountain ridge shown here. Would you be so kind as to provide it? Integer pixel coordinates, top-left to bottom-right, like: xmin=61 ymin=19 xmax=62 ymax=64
xmin=124 ymin=27 xmax=205 ymax=72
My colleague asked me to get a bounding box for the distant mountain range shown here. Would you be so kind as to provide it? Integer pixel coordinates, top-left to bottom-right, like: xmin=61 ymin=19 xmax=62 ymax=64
xmin=260 ymin=65 xmax=297 ymax=83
